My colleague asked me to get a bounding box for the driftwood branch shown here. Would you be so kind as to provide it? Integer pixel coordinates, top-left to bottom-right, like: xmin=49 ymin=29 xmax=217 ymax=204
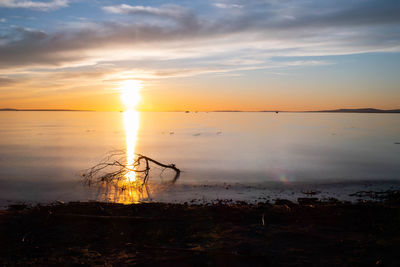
xmin=81 ymin=151 xmax=181 ymax=202
xmin=82 ymin=151 xmax=180 ymax=189
xmin=136 ymin=154 xmax=181 ymax=183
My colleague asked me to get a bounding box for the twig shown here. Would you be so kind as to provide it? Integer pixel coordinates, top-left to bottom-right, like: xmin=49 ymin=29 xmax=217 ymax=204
xmin=82 ymin=151 xmax=181 ymax=202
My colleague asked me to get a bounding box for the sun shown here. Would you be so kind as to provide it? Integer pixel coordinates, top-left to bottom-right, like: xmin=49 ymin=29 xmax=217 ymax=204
xmin=119 ymin=80 xmax=142 ymax=111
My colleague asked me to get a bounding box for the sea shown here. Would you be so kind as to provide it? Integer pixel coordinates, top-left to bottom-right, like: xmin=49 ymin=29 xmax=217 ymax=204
xmin=0 ymin=111 xmax=399 ymax=207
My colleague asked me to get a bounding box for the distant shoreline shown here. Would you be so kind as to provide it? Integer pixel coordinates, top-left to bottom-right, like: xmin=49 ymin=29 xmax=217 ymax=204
xmin=306 ymin=108 xmax=400 ymax=113
xmin=0 ymin=108 xmax=93 ymax=112
xmin=1 ymin=108 xmax=399 ymax=113
xmin=209 ymin=108 xmax=400 ymax=113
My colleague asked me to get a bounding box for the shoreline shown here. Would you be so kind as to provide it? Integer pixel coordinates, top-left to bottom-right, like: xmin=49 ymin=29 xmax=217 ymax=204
xmin=1 ymin=191 xmax=399 ymax=266
xmin=2 ymin=180 xmax=399 ymax=208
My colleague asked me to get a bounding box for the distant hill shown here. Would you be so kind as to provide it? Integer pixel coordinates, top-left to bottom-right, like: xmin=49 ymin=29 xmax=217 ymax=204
xmin=312 ymin=108 xmax=400 ymax=113
xmin=0 ymin=108 xmax=92 ymax=112
xmin=0 ymin=108 xmax=18 ymax=111
xmin=211 ymin=108 xmax=400 ymax=113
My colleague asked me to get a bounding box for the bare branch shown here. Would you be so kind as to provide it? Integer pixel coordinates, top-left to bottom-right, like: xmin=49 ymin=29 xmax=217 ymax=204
xmin=82 ymin=151 xmax=181 ymax=202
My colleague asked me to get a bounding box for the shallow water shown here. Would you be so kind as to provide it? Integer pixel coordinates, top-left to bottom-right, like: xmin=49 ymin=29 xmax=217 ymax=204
xmin=0 ymin=111 xmax=399 ymax=205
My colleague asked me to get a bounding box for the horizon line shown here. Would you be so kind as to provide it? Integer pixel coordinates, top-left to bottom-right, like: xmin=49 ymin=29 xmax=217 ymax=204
xmin=1 ymin=107 xmax=400 ymax=113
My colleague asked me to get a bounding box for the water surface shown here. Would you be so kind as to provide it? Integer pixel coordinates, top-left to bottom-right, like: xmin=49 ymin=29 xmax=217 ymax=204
xmin=0 ymin=111 xmax=399 ymax=205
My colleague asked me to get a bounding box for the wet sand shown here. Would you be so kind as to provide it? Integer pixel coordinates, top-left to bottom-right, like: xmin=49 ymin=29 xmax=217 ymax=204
xmin=1 ymin=192 xmax=399 ymax=266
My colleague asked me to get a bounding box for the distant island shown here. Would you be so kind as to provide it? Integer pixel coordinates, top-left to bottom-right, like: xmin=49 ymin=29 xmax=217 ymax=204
xmin=310 ymin=108 xmax=400 ymax=113
xmin=213 ymin=108 xmax=400 ymax=113
xmin=0 ymin=108 xmax=92 ymax=112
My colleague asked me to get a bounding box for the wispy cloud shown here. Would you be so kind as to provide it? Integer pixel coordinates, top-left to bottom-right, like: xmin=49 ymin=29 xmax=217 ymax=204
xmin=214 ymin=3 xmax=243 ymax=9
xmin=0 ymin=76 xmax=16 ymax=86
xmin=0 ymin=1 xmax=399 ymax=79
xmin=102 ymin=4 xmax=199 ymax=30
xmin=103 ymin=4 xmax=189 ymax=19
xmin=0 ymin=0 xmax=69 ymax=11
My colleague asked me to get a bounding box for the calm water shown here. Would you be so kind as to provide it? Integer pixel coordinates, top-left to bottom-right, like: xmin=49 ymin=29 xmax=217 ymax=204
xmin=0 ymin=111 xmax=399 ymax=205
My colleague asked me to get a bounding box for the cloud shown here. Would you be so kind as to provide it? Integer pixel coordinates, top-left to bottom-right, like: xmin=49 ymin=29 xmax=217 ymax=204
xmin=103 ymin=4 xmax=189 ymax=19
xmin=0 ymin=0 xmax=69 ymax=11
xmin=214 ymin=3 xmax=243 ymax=9
xmin=103 ymin=4 xmax=199 ymax=29
xmin=0 ymin=0 xmax=399 ymax=76
xmin=276 ymin=60 xmax=331 ymax=67
xmin=0 ymin=76 xmax=16 ymax=86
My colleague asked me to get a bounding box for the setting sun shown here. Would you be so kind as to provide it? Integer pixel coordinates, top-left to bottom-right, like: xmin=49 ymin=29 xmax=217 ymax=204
xmin=119 ymin=80 xmax=142 ymax=111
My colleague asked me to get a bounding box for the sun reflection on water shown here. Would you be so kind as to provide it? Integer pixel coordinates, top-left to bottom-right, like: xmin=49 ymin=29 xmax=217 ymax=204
xmin=108 ymin=79 xmax=149 ymax=203
xmin=112 ymin=109 xmax=146 ymax=204
xmin=123 ymin=110 xmax=139 ymax=182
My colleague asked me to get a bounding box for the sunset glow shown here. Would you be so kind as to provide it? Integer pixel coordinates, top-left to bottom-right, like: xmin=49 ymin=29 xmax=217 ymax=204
xmin=0 ymin=1 xmax=399 ymax=111
xmin=119 ymin=80 xmax=142 ymax=111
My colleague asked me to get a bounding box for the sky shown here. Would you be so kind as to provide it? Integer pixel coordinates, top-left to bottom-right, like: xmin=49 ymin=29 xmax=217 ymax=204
xmin=0 ymin=0 xmax=399 ymax=111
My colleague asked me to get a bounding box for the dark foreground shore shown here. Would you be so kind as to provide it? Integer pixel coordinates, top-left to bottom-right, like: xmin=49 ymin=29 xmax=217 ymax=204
xmin=1 ymin=193 xmax=400 ymax=266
